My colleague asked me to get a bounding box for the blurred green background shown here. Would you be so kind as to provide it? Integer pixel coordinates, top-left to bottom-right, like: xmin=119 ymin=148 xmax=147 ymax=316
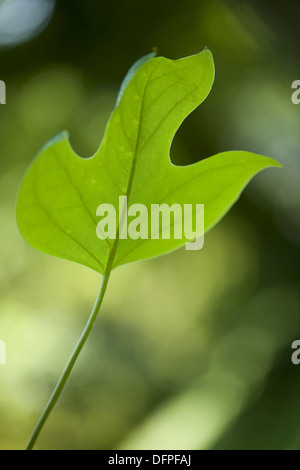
xmin=1 ymin=0 xmax=300 ymax=450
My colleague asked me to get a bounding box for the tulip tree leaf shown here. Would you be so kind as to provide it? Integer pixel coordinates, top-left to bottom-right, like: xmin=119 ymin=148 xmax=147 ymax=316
xmin=16 ymin=50 xmax=281 ymax=275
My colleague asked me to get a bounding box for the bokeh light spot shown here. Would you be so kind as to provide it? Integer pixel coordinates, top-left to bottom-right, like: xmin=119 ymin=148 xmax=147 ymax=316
xmin=0 ymin=0 xmax=56 ymax=48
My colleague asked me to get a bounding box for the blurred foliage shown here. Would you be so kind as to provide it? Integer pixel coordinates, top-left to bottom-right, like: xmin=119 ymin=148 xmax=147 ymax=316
xmin=0 ymin=0 xmax=300 ymax=450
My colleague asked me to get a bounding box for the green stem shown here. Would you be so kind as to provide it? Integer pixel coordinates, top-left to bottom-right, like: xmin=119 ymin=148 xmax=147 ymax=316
xmin=26 ymin=270 xmax=111 ymax=450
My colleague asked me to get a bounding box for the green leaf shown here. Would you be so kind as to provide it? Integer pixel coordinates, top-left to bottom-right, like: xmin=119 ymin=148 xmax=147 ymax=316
xmin=16 ymin=50 xmax=281 ymax=275
xmin=116 ymin=51 xmax=157 ymax=107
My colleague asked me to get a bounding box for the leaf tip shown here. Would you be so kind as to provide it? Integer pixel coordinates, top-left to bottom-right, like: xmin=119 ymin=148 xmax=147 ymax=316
xmin=264 ymin=156 xmax=283 ymax=169
xmin=198 ymin=47 xmax=215 ymax=74
xmin=275 ymin=160 xmax=283 ymax=169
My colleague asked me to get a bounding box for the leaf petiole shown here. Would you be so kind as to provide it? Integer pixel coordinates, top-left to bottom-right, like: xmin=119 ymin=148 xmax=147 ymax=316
xmin=26 ymin=269 xmax=111 ymax=450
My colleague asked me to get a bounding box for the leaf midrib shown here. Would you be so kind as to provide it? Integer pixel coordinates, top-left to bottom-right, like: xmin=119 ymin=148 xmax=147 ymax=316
xmin=102 ymin=61 xmax=160 ymax=273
